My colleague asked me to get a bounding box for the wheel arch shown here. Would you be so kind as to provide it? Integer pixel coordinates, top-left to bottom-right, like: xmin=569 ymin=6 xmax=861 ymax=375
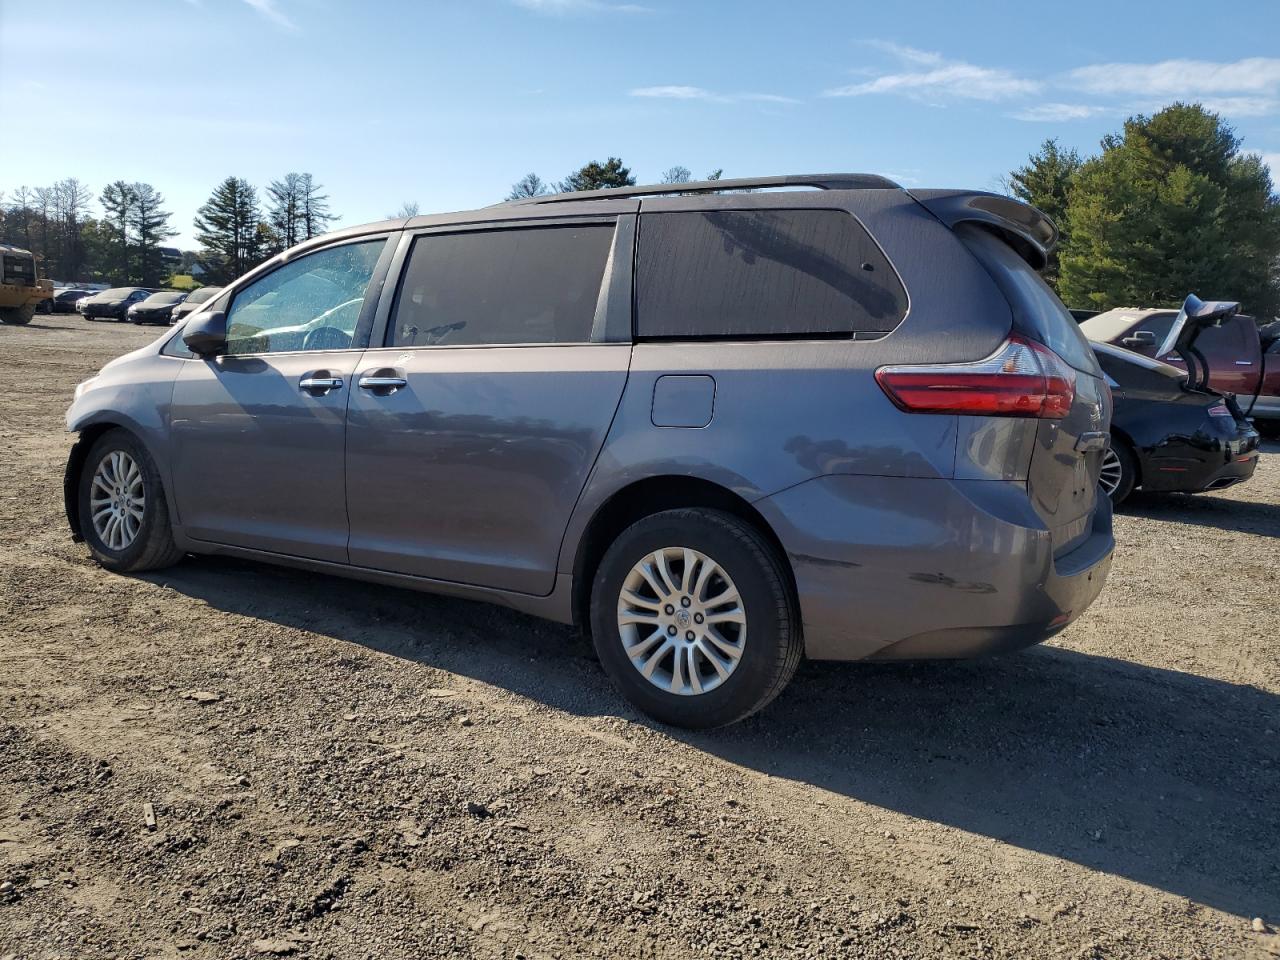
xmin=570 ymin=475 xmax=797 ymax=638
xmin=64 ymin=421 xmax=159 ymax=542
xmin=1108 ymin=426 xmax=1143 ymax=488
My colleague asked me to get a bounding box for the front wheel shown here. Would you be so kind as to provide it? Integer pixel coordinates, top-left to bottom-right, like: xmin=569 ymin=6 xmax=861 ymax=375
xmin=78 ymin=430 xmax=184 ymax=572
xmin=0 ymin=303 xmax=36 ymax=325
xmin=589 ymin=509 xmax=802 ymax=729
xmin=1100 ymin=441 xmax=1138 ymax=505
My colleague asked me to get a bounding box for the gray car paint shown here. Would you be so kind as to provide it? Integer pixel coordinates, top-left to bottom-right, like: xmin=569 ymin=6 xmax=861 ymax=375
xmin=65 ymin=180 xmax=1113 ymax=662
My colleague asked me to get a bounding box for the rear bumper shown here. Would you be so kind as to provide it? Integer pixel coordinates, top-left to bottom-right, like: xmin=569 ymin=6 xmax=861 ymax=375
xmin=1139 ymin=431 xmax=1260 ymax=493
xmin=755 ymin=475 xmax=1114 ymax=661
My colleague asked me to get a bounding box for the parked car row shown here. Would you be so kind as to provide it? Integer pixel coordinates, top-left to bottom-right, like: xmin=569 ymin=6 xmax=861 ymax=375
xmin=74 ymin=286 xmax=222 ymax=325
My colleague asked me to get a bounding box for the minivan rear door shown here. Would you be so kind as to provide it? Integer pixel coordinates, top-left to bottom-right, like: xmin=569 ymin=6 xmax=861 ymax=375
xmin=344 ymin=215 xmax=636 ymax=596
xmin=956 ymin=225 xmax=1111 ymax=557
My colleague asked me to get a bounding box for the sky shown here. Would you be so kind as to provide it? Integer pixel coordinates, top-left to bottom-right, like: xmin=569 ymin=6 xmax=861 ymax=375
xmin=2 ymin=0 xmax=1279 ymax=249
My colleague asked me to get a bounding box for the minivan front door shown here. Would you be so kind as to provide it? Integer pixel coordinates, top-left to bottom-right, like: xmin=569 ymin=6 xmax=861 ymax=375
xmin=169 ymin=237 xmax=392 ymax=562
xmin=344 ymin=219 xmax=633 ymax=595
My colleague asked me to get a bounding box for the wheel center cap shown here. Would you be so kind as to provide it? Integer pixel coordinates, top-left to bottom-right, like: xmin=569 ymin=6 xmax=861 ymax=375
xmin=675 ymin=609 xmax=692 ymax=628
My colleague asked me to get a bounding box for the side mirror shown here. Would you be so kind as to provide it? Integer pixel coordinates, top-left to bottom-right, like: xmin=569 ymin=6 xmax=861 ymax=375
xmin=183 ymin=309 xmax=227 ymax=357
xmin=1121 ymin=331 xmax=1157 ymax=347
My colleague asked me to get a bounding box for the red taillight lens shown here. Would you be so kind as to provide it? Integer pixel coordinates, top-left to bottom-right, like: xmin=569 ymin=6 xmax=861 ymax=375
xmin=875 ymin=335 xmax=1076 ymax=419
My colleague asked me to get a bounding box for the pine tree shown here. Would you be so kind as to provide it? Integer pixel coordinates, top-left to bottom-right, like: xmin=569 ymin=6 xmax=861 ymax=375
xmin=266 ymin=172 xmax=305 ymax=250
xmin=1005 ymin=139 xmax=1083 ymax=288
xmin=194 ymin=177 xmax=264 ymax=283
xmin=558 ymin=158 xmax=635 ymax=192
xmin=1060 ymin=103 xmax=1280 ymax=315
xmin=130 ymin=183 xmax=176 ymax=286
xmin=297 ymin=173 xmax=336 ymax=240
xmin=100 ymin=181 xmax=136 ymax=283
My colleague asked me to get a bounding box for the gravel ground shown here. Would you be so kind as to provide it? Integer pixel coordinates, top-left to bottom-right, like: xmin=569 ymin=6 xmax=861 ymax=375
xmin=1 ymin=317 xmax=1278 ymax=960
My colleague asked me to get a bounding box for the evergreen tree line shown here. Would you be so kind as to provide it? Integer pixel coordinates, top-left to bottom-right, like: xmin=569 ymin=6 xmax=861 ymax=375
xmin=0 ymin=173 xmax=338 ymax=287
xmin=1006 ymin=103 xmax=1280 ymax=316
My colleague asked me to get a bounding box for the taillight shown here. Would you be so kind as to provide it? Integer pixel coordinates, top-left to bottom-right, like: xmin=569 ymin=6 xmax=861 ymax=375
xmin=875 ymin=335 xmax=1076 ymax=419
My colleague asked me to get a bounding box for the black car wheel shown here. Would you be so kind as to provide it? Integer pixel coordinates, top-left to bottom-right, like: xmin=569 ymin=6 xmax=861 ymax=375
xmin=589 ymin=508 xmax=802 ymax=729
xmin=1100 ymin=440 xmax=1138 ymax=505
xmin=78 ymin=429 xmax=185 ymax=572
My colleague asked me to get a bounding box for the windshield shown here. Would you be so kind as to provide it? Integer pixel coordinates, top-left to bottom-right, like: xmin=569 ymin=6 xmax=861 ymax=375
xmin=99 ymin=287 xmax=138 ymax=299
xmin=186 ymin=287 xmax=220 ymax=304
xmin=144 ymin=292 xmax=184 ymax=304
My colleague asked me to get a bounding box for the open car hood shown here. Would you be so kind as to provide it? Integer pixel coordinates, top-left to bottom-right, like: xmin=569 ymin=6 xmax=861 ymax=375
xmin=1156 ymin=294 xmax=1240 ymax=360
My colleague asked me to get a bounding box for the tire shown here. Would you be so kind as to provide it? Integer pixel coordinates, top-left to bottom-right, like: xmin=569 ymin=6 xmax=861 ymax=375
xmin=0 ymin=303 xmax=36 ymax=325
xmin=77 ymin=429 xmax=184 ymax=572
xmin=589 ymin=508 xmax=802 ymax=729
xmin=1100 ymin=440 xmax=1138 ymax=506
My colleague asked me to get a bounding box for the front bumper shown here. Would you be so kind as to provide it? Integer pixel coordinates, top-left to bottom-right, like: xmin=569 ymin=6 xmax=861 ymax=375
xmin=84 ymin=304 xmax=125 ymax=320
xmin=755 ymin=474 xmax=1114 ymax=661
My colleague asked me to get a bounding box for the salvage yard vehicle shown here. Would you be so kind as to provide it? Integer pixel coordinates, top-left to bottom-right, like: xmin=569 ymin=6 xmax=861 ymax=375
xmin=0 ymin=242 xmax=54 ymax=325
xmin=169 ymin=285 xmax=223 ymax=324
xmin=81 ymin=287 xmax=152 ymax=322
xmin=1081 ymin=305 xmax=1280 ymax=435
xmin=48 ymin=288 xmax=96 ymax=314
xmin=127 ymin=290 xmax=188 ymax=325
xmin=63 ymin=173 xmax=1114 ymax=728
xmin=1093 ymin=339 xmax=1259 ymax=504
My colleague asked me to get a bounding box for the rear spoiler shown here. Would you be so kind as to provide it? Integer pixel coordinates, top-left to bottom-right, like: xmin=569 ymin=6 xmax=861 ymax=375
xmin=908 ymin=189 xmax=1059 ymax=271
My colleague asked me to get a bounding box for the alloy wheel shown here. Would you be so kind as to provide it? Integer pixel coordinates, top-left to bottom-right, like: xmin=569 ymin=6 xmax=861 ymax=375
xmin=616 ymin=547 xmax=746 ymax=696
xmin=1099 ymin=447 xmax=1123 ymax=497
xmin=90 ymin=450 xmax=145 ymax=551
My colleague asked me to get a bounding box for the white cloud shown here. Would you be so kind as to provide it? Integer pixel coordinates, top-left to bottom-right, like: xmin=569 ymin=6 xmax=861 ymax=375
xmin=512 ymin=0 xmax=649 ymax=13
xmin=824 ymin=44 xmax=1039 ymax=103
xmin=1257 ymin=152 xmax=1280 ymax=179
xmin=1066 ymin=57 xmax=1280 ymax=97
xmin=1012 ymin=102 xmax=1110 ymax=122
xmin=630 ymin=86 xmax=799 ymax=105
xmin=1193 ymin=96 xmax=1280 ymax=118
xmin=242 ymin=0 xmax=295 ymax=30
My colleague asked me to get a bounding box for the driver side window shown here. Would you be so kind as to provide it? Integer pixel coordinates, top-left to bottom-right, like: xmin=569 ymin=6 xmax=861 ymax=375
xmin=224 ymin=239 xmax=386 ymax=356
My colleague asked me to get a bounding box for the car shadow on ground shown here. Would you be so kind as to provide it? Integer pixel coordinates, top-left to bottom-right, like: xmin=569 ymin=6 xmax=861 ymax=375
xmin=1122 ymin=489 xmax=1280 ymax=538
xmin=147 ymin=555 xmax=1280 ymax=921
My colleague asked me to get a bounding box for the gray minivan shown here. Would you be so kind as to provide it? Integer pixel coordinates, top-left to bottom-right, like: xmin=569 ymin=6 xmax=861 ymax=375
xmin=64 ymin=174 xmax=1114 ymax=728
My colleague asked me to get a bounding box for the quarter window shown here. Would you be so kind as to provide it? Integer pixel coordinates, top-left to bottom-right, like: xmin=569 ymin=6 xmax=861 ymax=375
xmin=635 ymin=209 xmax=907 ymax=340
xmin=389 ymin=224 xmax=615 ymax=348
xmin=224 ymin=239 xmax=385 ymax=355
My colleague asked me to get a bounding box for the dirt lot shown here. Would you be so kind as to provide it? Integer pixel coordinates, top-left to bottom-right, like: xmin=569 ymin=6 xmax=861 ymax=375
xmin=0 ymin=317 xmax=1277 ymax=960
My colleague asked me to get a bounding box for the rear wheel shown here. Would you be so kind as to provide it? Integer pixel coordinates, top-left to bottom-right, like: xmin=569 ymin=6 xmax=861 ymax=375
xmin=590 ymin=509 xmax=801 ymax=729
xmin=1100 ymin=440 xmax=1138 ymax=505
xmin=78 ymin=430 xmax=184 ymax=572
xmin=0 ymin=303 xmax=36 ymax=325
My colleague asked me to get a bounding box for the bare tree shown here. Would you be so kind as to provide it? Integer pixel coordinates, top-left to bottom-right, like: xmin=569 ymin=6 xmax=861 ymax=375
xmin=660 ymin=166 xmax=692 ymax=184
xmin=506 ymin=173 xmax=551 ymax=200
xmin=388 ymin=201 xmax=420 ymax=218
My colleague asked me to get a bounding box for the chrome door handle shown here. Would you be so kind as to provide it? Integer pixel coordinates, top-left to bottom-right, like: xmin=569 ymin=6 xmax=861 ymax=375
xmin=1234 ymin=361 xmax=1253 ymax=365
xmin=359 ymin=376 xmax=408 ymax=390
xmin=299 ymin=375 xmax=344 ymax=391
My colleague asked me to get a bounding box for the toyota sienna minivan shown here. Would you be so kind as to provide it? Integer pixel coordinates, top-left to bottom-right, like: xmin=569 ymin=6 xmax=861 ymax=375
xmin=64 ymin=173 xmax=1114 ymax=728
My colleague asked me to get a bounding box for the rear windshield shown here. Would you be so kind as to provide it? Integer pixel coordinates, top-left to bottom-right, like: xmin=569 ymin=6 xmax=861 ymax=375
xmin=957 ymin=224 xmax=1100 ymax=376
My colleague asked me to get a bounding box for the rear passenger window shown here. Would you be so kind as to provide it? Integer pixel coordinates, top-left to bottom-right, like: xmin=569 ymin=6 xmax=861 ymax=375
xmin=635 ymin=209 xmax=907 ymax=340
xmin=390 ymin=224 xmax=615 ymax=347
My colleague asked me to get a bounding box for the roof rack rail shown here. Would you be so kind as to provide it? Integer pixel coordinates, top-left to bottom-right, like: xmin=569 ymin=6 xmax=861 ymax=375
xmin=504 ymin=172 xmax=901 ymax=206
